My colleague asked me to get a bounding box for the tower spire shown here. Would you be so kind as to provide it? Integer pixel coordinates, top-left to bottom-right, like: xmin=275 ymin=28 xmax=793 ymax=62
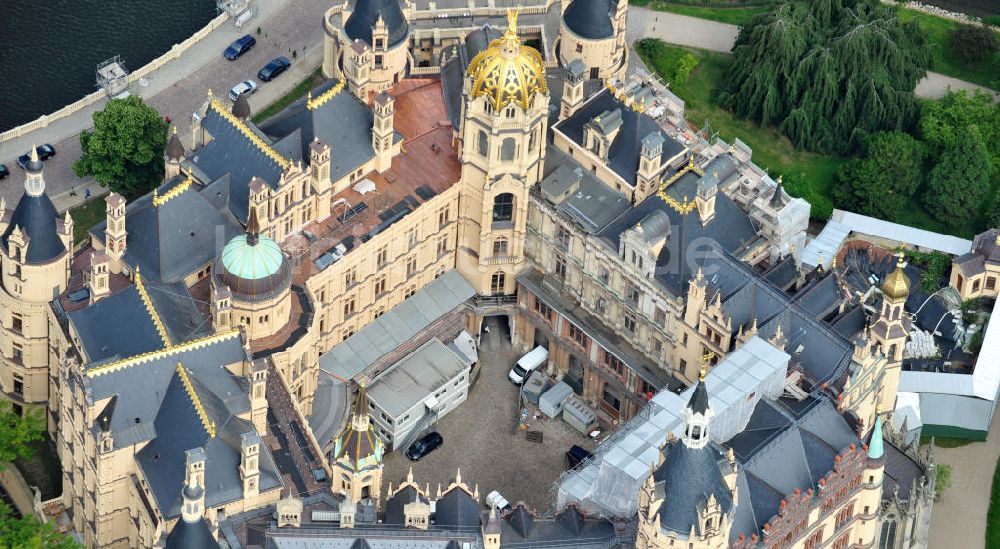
xmin=246 ymin=205 xmax=260 ymax=246
xmin=24 ymin=144 xmax=45 ymax=197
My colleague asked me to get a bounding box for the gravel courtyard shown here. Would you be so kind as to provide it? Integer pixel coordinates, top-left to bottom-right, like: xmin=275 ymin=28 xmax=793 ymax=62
xmin=383 ymin=316 xmax=597 ymax=512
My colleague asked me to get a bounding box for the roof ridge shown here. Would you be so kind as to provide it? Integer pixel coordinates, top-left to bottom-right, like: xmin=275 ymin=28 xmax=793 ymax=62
xmin=152 ymin=170 xmax=194 ymax=207
xmin=208 ymin=98 xmax=290 ymax=169
xmin=135 ymin=267 xmax=171 ymax=347
xmin=87 ymin=329 xmax=242 ymax=377
xmin=306 ymin=79 xmax=346 ymax=111
xmin=176 ymin=362 xmax=217 ymax=438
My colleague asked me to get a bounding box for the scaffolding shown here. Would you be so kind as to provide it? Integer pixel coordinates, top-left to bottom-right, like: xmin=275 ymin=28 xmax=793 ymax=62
xmin=96 ymin=56 xmax=130 ymax=99
xmin=218 ymin=0 xmax=256 ymax=27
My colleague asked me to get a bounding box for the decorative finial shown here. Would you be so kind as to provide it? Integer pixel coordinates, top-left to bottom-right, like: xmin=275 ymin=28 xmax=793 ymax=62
xmin=172 ymin=125 xmax=178 ymax=135
xmin=896 ymin=251 xmax=905 ymax=267
xmin=698 ymin=366 xmax=707 ymax=381
xmin=207 ymin=88 xmax=213 ymax=97
xmin=246 ymin=206 xmax=260 ymax=246
xmin=506 ymin=8 xmax=519 ymax=34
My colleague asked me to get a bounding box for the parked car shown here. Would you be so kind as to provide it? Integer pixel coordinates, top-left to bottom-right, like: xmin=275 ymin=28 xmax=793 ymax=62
xmin=228 ymin=80 xmax=258 ymax=101
xmin=485 ymin=490 xmax=512 ymax=513
xmin=509 ymin=346 xmax=548 ymax=384
xmin=0 ymin=164 xmax=8 ymax=180
xmin=405 ymin=432 xmax=443 ymax=461
xmin=565 ymin=445 xmax=593 ymax=469
xmin=223 ymin=34 xmax=256 ymax=60
xmin=257 ymin=56 xmax=291 ymax=82
xmin=36 ymin=143 xmax=55 ymax=160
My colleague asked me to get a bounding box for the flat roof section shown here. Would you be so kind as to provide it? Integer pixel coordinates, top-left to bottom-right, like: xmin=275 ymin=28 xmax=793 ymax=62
xmin=368 ymin=338 xmax=471 ymax=418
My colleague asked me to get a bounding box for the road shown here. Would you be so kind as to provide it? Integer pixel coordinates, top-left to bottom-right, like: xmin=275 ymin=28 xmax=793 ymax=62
xmin=626 ymin=7 xmax=1000 ymax=100
xmin=0 ymin=0 xmax=330 ymax=212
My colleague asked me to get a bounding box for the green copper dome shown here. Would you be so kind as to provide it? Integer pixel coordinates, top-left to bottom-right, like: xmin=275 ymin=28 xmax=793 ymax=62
xmin=221 ymin=235 xmax=284 ymax=279
xmin=216 ymin=207 xmax=291 ymax=300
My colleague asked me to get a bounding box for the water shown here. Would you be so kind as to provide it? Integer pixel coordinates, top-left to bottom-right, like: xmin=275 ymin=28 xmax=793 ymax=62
xmin=0 ymin=0 xmax=217 ymax=132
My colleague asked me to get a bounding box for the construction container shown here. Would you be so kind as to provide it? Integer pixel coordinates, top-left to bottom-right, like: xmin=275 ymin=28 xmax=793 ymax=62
xmin=562 ymin=394 xmax=597 ymax=434
xmin=521 ymin=370 xmax=550 ymax=405
xmin=539 ymin=381 xmax=573 ymax=418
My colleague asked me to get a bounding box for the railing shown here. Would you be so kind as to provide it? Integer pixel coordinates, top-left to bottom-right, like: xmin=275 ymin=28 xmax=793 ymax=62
xmin=0 ymin=12 xmax=230 ymax=143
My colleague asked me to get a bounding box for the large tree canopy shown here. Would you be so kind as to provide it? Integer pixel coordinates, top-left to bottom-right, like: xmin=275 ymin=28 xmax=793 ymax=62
xmin=73 ymin=96 xmax=168 ymax=197
xmin=919 ymin=89 xmax=1000 ymax=170
xmin=924 ymin=125 xmax=991 ymax=223
xmin=0 ymin=409 xmax=44 ymax=467
xmin=832 ymin=131 xmax=925 ymax=221
xmin=0 ymin=503 xmax=80 ymax=548
xmin=717 ymin=0 xmax=931 ymax=155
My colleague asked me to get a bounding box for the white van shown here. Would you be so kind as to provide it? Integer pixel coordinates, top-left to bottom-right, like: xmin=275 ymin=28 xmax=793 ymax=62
xmin=509 ymin=346 xmax=548 ymax=384
xmin=486 ymin=490 xmax=512 ymax=512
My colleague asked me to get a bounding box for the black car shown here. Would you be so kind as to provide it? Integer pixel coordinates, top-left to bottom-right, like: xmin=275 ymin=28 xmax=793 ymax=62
xmin=0 ymin=164 xmax=8 ymax=180
xmin=224 ymin=34 xmax=256 ymax=60
xmin=257 ymin=56 xmax=291 ymax=82
xmin=405 ymin=432 xmax=443 ymax=461
xmin=16 ymin=144 xmax=55 ymax=169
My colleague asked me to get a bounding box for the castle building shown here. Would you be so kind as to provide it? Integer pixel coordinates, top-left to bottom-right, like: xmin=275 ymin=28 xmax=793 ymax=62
xmin=330 ymin=381 xmax=385 ymax=507
xmin=557 ymin=0 xmax=629 ymax=79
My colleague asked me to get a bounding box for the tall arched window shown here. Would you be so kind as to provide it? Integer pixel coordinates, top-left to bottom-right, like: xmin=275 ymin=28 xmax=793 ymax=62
xmin=493 ymin=193 xmax=514 ymax=223
xmin=492 ymin=237 xmax=508 ymax=256
xmin=500 ymin=138 xmax=516 ymax=161
xmin=491 ymin=271 xmax=506 ymax=295
xmin=478 ymin=130 xmax=489 ymax=157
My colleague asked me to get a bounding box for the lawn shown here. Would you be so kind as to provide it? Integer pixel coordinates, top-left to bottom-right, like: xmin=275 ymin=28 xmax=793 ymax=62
xmin=636 ymin=39 xmax=845 ymax=219
xmin=252 ymin=67 xmax=326 ymax=124
xmin=895 ymin=6 xmax=1000 ymax=91
xmin=629 ymin=0 xmax=769 ymax=26
xmin=988 ymin=456 xmax=1000 ymax=547
xmin=68 ymin=197 xmax=107 ymax=244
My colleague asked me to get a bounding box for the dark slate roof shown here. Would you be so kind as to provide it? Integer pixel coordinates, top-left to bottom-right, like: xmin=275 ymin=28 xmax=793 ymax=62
xmin=762 ymin=255 xmax=798 ymax=291
xmin=166 ymin=131 xmax=186 ymax=161
xmin=165 ymin=517 xmax=219 ymax=549
xmin=232 ymin=93 xmax=252 ymax=120
xmin=384 ymin=486 xmax=426 ymax=525
xmin=135 ymin=371 xmax=281 ymax=519
xmin=507 ymin=505 xmax=534 ymax=538
xmin=563 ymin=0 xmax=617 ymax=40
xmin=794 ymin=273 xmax=842 ymax=320
xmin=883 ymin=441 xmax=924 ymax=500
xmin=1 ymin=191 xmax=65 ymax=264
xmin=144 ymin=280 xmax=214 ymax=343
xmin=653 ymin=441 xmax=733 ymax=536
xmin=434 ymin=489 xmax=481 ymax=528
xmin=687 ymin=379 xmax=709 ymax=414
xmin=555 ymin=89 xmax=685 ymax=187
xmin=67 ymin=285 xmax=165 ymax=364
xmin=728 ymin=398 xmax=860 ymax=542
xmin=345 ymin=0 xmax=409 ymax=47
xmin=88 ymin=175 xmax=243 ymax=282
xmin=258 ymin=80 xmax=379 ymax=191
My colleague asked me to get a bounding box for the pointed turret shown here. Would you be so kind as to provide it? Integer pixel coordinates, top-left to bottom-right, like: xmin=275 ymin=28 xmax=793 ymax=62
xmin=246 ymin=205 xmax=260 ymax=246
xmin=232 ymin=93 xmax=252 ymax=121
xmin=869 ymin=413 xmax=884 ymax=460
xmin=769 ymin=175 xmax=788 ymax=209
xmin=166 ymin=126 xmax=185 ymax=161
xmin=1 ymin=144 xmax=65 ymax=264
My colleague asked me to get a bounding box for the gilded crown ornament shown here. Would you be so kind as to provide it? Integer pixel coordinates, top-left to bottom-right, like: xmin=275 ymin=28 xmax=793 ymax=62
xmin=467 ymin=9 xmax=547 ymax=110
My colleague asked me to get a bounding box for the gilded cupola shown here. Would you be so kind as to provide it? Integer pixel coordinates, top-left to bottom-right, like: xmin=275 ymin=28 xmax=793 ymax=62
xmin=467 ymin=10 xmax=548 ymax=110
xmin=881 ymin=252 xmax=911 ymax=301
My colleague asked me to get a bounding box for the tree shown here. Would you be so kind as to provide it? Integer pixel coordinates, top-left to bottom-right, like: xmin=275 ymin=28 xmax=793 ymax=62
xmin=73 ymin=96 xmax=169 ymax=197
xmin=0 ymin=409 xmax=44 ymax=468
xmin=0 ymin=503 xmax=80 ymax=548
xmin=832 ymin=131 xmax=925 ymax=221
xmin=949 ymin=24 xmax=999 ymax=66
xmin=716 ymin=0 xmax=931 ymax=155
xmin=672 ymin=53 xmax=699 ymax=87
xmin=935 ymin=463 xmax=952 ymax=500
xmin=919 ymin=90 xmax=1000 ymax=169
xmin=924 ymin=125 xmax=992 ymax=223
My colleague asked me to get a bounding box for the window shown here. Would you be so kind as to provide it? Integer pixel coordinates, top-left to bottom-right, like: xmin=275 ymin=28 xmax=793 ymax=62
xmin=804 ymin=528 xmax=824 ymax=549
xmin=438 ymin=207 xmax=450 ymax=228
xmin=374 ymin=54 xmax=383 ymax=66
xmin=437 ymin=237 xmax=449 ymax=257
xmin=492 ymin=193 xmax=514 ymax=223
xmin=626 ymin=282 xmax=641 ymax=306
xmin=374 ymin=276 xmax=387 ymax=297
xmin=575 ymin=43 xmax=583 ymax=53
xmin=490 ymin=271 xmax=506 ymax=295
xmin=478 ymin=130 xmax=489 ymax=157
xmin=835 ymin=502 xmax=854 ymax=529
xmin=973 ymin=279 xmax=981 ymax=292
xmin=500 ymin=138 xmax=516 ymax=161
xmin=568 ymin=324 xmax=590 ymax=348
xmin=534 ymin=297 xmax=553 ymax=322
xmin=601 ymin=387 xmax=620 ymax=410
xmin=13 ymin=376 xmax=23 ymax=397
xmin=405 ymin=286 xmax=417 ymax=299
xmin=11 ymin=344 xmax=22 ymax=363
xmin=624 ymin=311 xmax=637 ymax=334
xmin=556 ymin=226 xmax=570 ymax=249
xmin=406 ymin=257 xmax=418 ymax=278
xmin=596 ymin=297 xmax=607 ymax=314
xmin=682 ymin=332 xmax=689 ymax=346
xmin=376 ymin=247 xmax=388 ymax=268
xmin=654 ymin=307 xmax=666 ymax=325
xmin=493 ymin=237 xmax=508 ymax=256
xmin=603 ymin=352 xmax=625 ymax=376
xmin=407 ymin=227 xmax=418 ymax=249
xmin=598 ymin=267 xmax=610 ymax=284
xmin=555 ymin=254 xmax=567 ymax=279
xmin=11 ymin=314 xmax=22 ymax=334
xmin=988 ymin=277 xmax=997 ymax=291
xmin=374 ymin=307 xmax=385 ymax=319
xmin=345 ymin=269 xmax=357 ymax=289
xmin=653 ymin=339 xmax=663 ymax=354
xmin=343 ymin=297 xmax=357 ymax=319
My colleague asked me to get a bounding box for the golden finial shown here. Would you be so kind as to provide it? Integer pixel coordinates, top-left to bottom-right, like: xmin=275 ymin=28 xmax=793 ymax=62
xmin=728 ymin=143 xmax=735 ymax=154
xmin=172 ymin=125 xmax=177 ymax=135
xmin=506 ymin=8 xmax=519 ymax=35
xmin=698 ymin=366 xmax=707 ymax=381
xmin=207 ymin=88 xmax=213 ymax=97
xmin=994 ymin=233 xmax=1000 ymax=246
xmin=776 ymin=175 xmax=783 ymax=185
xmin=700 ymin=351 xmax=715 ymax=369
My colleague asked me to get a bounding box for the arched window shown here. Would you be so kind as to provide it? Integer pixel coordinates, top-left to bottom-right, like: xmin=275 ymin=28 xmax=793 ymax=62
xmin=478 ymin=130 xmax=489 ymax=157
xmin=493 ymin=193 xmax=514 ymax=223
xmin=491 ymin=271 xmax=506 ymax=295
xmin=492 ymin=237 xmax=508 ymax=256
xmin=500 ymin=138 xmax=516 ymax=161
xmin=705 ymin=518 xmax=713 ymax=531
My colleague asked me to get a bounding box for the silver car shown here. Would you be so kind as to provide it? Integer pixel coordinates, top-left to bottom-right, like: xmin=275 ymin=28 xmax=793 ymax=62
xmin=228 ymin=80 xmax=258 ymax=102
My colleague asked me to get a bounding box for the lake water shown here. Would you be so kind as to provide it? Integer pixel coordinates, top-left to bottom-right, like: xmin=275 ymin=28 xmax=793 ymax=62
xmin=0 ymin=0 xmax=216 ymax=131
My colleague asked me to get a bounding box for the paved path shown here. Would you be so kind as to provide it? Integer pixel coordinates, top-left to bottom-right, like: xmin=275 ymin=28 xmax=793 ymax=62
xmin=928 ymin=405 xmax=1000 ymax=549
xmin=0 ymin=0 xmax=330 ymax=212
xmin=626 ymin=7 xmax=1000 ymax=100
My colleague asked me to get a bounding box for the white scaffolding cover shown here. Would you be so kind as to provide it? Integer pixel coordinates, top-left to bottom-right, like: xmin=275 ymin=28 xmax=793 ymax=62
xmin=556 ymin=337 xmax=789 ymax=517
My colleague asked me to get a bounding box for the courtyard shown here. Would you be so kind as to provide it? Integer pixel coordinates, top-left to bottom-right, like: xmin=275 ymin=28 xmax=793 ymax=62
xmin=382 ymin=316 xmax=597 ymax=512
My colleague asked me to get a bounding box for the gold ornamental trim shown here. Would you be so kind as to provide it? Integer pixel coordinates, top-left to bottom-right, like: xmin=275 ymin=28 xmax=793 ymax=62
xmin=177 ymin=362 xmax=217 ymax=438
xmin=208 ymin=98 xmax=290 ymax=170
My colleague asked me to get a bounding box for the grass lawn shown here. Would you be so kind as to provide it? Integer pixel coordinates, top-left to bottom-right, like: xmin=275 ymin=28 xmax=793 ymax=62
xmin=68 ymin=197 xmax=107 ymax=244
xmin=629 ymin=0 xmax=769 ymax=26
xmin=636 ymin=39 xmax=845 ymax=219
xmin=895 ymin=7 xmax=1000 ymax=91
xmin=988 ymin=456 xmax=1000 ymax=547
xmin=920 ymin=435 xmax=974 ymax=448
xmin=252 ymin=67 xmax=326 ymax=124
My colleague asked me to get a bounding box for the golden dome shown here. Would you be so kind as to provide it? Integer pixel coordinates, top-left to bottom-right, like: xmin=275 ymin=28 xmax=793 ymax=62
xmin=882 ymin=252 xmax=911 ymax=300
xmin=467 ymin=10 xmax=548 ymax=110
